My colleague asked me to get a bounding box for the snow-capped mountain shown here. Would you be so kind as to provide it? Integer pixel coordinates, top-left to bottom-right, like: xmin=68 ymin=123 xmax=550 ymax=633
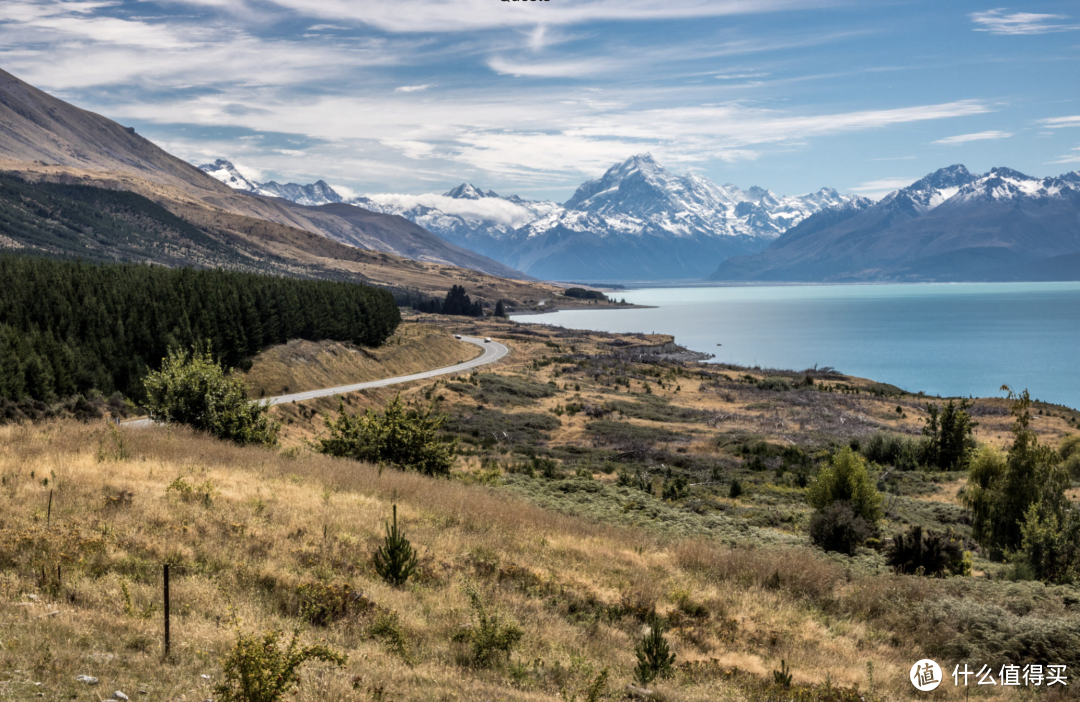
xmin=198 ymin=159 xmax=344 ymax=206
xmin=200 ymin=154 xmax=866 ymax=280
xmin=498 ymin=154 xmax=865 ymax=279
xmin=199 ymin=159 xmax=261 ymax=191
xmin=711 ymin=165 xmax=1080 ymax=282
xmin=355 ymin=185 xmax=562 ymax=261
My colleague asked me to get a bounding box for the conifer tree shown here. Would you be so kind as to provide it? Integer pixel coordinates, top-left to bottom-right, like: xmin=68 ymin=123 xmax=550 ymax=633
xmin=634 ymin=617 xmax=676 ymax=685
xmin=373 ymin=504 xmax=419 ymax=587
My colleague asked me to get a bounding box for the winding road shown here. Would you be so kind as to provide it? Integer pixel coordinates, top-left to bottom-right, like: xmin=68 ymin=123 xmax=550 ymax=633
xmin=124 ymin=336 xmax=508 ymax=426
xmin=266 ymin=336 xmax=508 ymax=405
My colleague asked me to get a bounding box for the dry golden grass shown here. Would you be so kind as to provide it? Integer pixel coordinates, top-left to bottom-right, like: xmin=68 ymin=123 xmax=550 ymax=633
xmin=0 ymin=419 xmax=1045 ymax=701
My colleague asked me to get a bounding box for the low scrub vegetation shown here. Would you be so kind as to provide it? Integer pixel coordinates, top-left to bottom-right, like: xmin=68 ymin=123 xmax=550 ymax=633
xmin=314 ymin=395 xmax=454 ymax=476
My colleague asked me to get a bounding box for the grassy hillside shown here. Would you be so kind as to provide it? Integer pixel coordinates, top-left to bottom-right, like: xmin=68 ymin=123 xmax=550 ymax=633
xmin=240 ymin=323 xmax=482 ymax=400
xmin=4 ymin=321 xmax=1079 ymax=700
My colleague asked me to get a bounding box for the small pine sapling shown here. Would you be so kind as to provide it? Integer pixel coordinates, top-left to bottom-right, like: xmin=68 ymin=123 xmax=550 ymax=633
xmin=773 ymin=659 xmax=793 ymax=688
xmin=633 ymin=617 xmax=676 ymax=685
xmin=373 ymin=504 xmax=418 ymax=587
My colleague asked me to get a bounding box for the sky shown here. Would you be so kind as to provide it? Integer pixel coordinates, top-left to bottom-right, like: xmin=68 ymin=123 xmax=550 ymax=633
xmin=1 ymin=0 xmax=1078 ymax=201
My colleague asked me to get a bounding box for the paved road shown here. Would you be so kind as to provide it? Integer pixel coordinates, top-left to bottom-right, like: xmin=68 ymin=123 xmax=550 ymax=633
xmin=124 ymin=336 xmax=508 ymax=426
xmin=266 ymin=336 xmax=507 ymax=405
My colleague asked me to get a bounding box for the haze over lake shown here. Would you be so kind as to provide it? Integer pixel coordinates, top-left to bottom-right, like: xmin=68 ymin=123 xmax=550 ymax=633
xmin=512 ymin=283 xmax=1080 ymax=409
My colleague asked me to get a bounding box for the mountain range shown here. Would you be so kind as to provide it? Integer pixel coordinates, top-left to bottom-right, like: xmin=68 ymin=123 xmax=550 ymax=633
xmin=0 ymin=67 xmax=591 ymax=313
xmin=0 ymin=67 xmax=521 ymax=280
xmin=202 ymin=154 xmax=866 ymax=280
xmin=710 ymin=165 xmax=1080 ymax=282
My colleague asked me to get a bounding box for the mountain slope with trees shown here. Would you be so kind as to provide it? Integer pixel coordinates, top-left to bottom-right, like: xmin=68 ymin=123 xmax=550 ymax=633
xmin=0 ymin=256 xmax=400 ymax=403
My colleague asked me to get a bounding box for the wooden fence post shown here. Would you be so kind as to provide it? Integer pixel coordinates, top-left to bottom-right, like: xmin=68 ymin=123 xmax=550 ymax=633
xmin=163 ymin=563 xmax=171 ymax=657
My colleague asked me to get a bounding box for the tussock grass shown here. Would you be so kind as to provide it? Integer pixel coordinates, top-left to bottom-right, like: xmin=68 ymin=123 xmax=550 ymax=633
xmin=1 ymin=420 xmax=1074 ymax=701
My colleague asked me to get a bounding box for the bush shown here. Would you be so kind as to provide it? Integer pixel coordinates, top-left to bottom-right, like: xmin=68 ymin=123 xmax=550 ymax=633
xmin=315 ymin=395 xmax=455 ymax=476
xmin=808 ymin=501 xmax=874 ymax=555
xmin=860 ymin=432 xmax=924 ymax=471
xmin=368 ymin=610 xmax=412 ymax=663
xmin=373 ymin=504 xmax=419 ymax=587
xmin=886 ymin=525 xmax=969 ymax=576
xmin=144 ymin=347 xmax=279 ymax=447
xmin=1060 ymin=435 xmax=1080 ymax=479
xmin=964 ymin=389 xmax=1069 ymax=555
xmin=1019 ymin=497 xmax=1080 ymax=584
xmin=922 ymin=399 xmax=978 ymax=471
xmin=214 ymin=628 xmax=346 ymax=702
xmin=296 ymin=582 xmax=354 ymax=626
xmin=807 ymin=447 xmax=883 ymax=523
xmin=563 ymin=287 xmax=607 ymax=301
xmin=633 ymin=617 xmax=676 ymax=685
xmin=729 ymin=478 xmax=743 ymax=499
xmin=757 ymin=377 xmax=792 ymax=392
xmin=452 ymin=584 xmax=523 ymax=667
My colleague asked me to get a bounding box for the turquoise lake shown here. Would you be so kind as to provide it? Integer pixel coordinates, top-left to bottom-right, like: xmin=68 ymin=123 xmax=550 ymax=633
xmin=511 ymin=283 xmax=1080 ymax=410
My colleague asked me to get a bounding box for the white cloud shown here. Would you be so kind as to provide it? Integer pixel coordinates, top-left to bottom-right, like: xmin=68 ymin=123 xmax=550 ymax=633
xmin=970 ymin=9 xmax=1079 ymax=35
xmin=228 ymin=160 xmax=265 ymax=181
xmin=932 ymin=130 xmax=1012 ymax=145
xmin=487 ymin=55 xmax=613 ymax=78
xmin=848 ymin=177 xmax=913 ymax=199
xmin=394 ymin=84 xmax=433 ymax=92
xmin=254 ymin=0 xmax=836 ymax=34
xmin=364 ymin=192 xmax=537 ymax=227
xmin=1039 ymin=116 xmax=1080 ymax=128
xmin=1047 ymin=147 xmax=1080 ymax=165
xmin=714 ymin=72 xmax=771 ymax=79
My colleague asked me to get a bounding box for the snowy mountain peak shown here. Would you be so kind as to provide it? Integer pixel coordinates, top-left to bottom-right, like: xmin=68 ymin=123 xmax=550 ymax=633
xmin=198 ymin=158 xmax=343 ymax=206
xmin=198 ymin=159 xmax=259 ymax=192
xmin=444 ymin=183 xmax=499 ymax=200
xmin=257 ymin=179 xmax=343 ymax=206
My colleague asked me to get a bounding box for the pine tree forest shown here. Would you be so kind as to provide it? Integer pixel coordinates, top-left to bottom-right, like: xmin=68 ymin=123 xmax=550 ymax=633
xmin=0 ymin=255 xmax=401 ymax=403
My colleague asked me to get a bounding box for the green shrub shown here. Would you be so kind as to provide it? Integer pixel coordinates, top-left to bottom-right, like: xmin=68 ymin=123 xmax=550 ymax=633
xmin=886 ymin=525 xmax=968 ymax=576
xmin=922 ymin=399 xmax=978 ymax=471
xmin=662 ymin=476 xmax=689 ymax=500
xmin=1060 ymin=435 xmax=1080 ymax=479
xmin=808 ymin=502 xmax=873 ymax=555
xmin=633 ymin=617 xmax=676 ymax=685
xmin=757 ymin=377 xmax=792 ymax=392
xmin=296 ymin=582 xmax=353 ymax=626
xmin=807 ymin=447 xmax=882 ymax=523
xmin=368 ymin=610 xmax=412 ymax=663
xmin=964 ymin=389 xmax=1070 ymax=555
xmin=563 ymin=287 xmax=607 ymax=301
xmin=1019 ymin=497 xmax=1080 ymax=584
xmin=144 ymin=346 xmax=279 ymax=446
xmin=452 ymin=584 xmax=524 ymax=667
xmin=729 ymin=478 xmax=743 ymax=499
xmin=315 ymin=395 xmax=455 ymax=476
xmin=373 ymin=504 xmax=419 ymax=587
xmin=448 ymin=374 xmax=557 ymax=407
xmin=860 ymin=432 xmax=924 ymax=470
xmin=443 ymin=408 xmax=560 ymax=445
xmin=214 ymin=628 xmax=346 ymax=702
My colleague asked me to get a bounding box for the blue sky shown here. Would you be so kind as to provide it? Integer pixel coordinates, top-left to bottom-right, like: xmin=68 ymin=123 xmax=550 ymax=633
xmin=2 ymin=0 xmax=1078 ymax=201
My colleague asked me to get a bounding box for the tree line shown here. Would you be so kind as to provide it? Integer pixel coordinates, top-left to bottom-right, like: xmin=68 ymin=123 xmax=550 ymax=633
xmin=0 ymin=255 xmax=400 ymax=403
xmin=412 ymin=285 xmax=484 ymax=317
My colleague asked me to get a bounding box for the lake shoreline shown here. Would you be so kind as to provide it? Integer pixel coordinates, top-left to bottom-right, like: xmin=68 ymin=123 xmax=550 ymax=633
xmin=511 ymin=282 xmax=1080 ymax=410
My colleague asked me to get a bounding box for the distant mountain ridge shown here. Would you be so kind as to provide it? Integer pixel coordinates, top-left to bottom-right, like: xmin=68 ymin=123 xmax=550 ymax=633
xmin=202 ymin=154 xmax=865 ymax=280
xmin=710 ymin=165 xmax=1080 ymax=282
